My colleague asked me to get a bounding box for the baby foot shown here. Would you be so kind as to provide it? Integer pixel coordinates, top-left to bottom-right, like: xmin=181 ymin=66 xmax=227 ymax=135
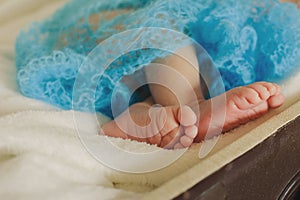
xmin=195 ymin=82 xmax=285 ymax=141
xmin=101 ymin=103 xmax=198 ymax=149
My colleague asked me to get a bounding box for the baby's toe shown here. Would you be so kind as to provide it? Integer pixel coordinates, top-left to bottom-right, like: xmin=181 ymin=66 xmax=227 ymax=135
xmin=180 ymin=135 xmax=193 ymax=147
xmin=272 ymin=83 xmax=282 ymax=96
xmin=268 ymin=93 xmax=285 ymax=108
xmin=247 ymin=82 xmax=271 ymax=100
xmin=185 ymin=125 xmax=198 ymax=139
xmin=262 ymin=82 xmax=281 ymax=96
xmin=178 ymin=106 xmax=197 ymax=126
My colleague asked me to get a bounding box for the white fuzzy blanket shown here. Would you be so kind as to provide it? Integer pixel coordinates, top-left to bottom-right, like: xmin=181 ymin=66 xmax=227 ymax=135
xmin=1 ymin=0 xmax=300 ymax=200
xmin=0 ymin=1 xmax=213 ymax=199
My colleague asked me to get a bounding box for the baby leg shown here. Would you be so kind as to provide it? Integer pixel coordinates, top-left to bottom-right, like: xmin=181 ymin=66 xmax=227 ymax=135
xmin=101 ymin=45 xmax=285 ymax=148
xmin=144 ymin=45 xmax=285 ymax=144
xmin=101 ymin=46 xmax=202 ymax=149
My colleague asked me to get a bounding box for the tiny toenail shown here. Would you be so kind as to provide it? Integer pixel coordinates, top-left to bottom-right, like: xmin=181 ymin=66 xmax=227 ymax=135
xmin=180 ymin=136 xmax=192 ymax=146
xmin=186 ymin=126 xmax=198 ymax=138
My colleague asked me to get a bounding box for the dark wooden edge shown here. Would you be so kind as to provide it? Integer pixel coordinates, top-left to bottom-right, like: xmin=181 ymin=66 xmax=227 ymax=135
xmin=175 ymin=115 xmax=300 ymax=200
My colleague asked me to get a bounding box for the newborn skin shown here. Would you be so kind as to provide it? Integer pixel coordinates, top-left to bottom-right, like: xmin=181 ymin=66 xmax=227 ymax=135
xmin=101 ymin=82 xmax=284 ymax=149
xmin=100 ymin=41 xmax=285 ymax=149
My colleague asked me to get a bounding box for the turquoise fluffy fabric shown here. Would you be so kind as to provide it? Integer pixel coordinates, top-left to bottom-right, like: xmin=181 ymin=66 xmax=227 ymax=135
xmin=15 ymin=0 xmax=300 ymax=118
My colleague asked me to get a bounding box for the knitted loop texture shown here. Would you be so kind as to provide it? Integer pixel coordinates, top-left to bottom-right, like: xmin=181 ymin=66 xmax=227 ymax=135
xmin=16 ymin=0 xmax=300 ymax=118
